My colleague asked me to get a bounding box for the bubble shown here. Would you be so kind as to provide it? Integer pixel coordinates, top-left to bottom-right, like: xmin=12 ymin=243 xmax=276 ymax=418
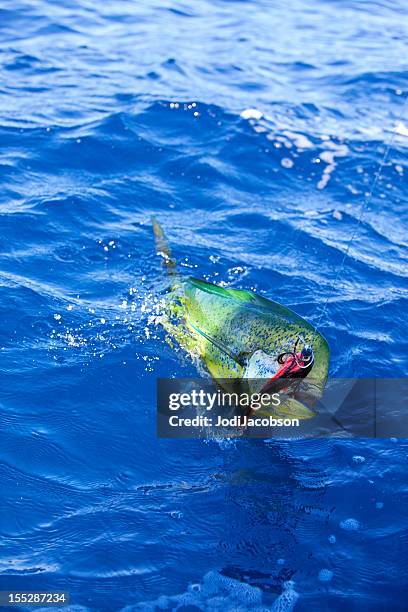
xmin=352 ymin=455 xmax=366 ymax=463
xmin=281 ymin=157 xmax=294 ymax=169
xmin=340 ymin=518 xmax=360 ymax=531
xmin=54 ymin=314 xmax=61 ymax=321
xmin=318 ymin=569 xmax=333 ymax=583
xmin=328 ymin=535 xmax=336 ymax=544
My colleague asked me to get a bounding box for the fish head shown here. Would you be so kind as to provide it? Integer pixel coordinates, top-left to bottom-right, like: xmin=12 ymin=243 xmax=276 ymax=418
xmin=178 ymin=277 xmax=330 ymax=402
xmin=242 ymin=327 xmax=330 ymax=402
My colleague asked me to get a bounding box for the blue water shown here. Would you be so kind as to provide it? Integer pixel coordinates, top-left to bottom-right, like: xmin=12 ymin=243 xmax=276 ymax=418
xmin=1 ymin=0 xmax=408 ymax=610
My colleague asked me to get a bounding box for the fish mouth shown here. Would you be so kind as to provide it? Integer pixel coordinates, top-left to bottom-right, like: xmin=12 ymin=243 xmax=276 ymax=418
xmin=260 ymin=351 xmax=314 ymax=393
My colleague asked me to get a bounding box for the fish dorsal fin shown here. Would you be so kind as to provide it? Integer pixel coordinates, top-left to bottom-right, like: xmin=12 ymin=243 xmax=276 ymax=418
xmin=187 ymin=277 xmax=306 ymax=320
xmin=188 ymin=277 xmax=256 ymax=304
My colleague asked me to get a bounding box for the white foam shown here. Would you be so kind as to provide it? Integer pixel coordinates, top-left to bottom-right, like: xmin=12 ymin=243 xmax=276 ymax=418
xmin=395 ymin=121 xmax=408 ymax=137
xmin=122 ymin=570 xmax=298 ymax=611
xmin=352 ymin=455 xmax=366 ymax=463
xmin=271 ymin=581 xmax=299 ymax=612
xmin=282 ymin=130 xmax=313 ymax=149
xmin=241 ymin=108 xmax=263 ymax=120
xmin=340 ymin=518 xmax=360 ymax=531
xmin=317 ymin=142 xmax=348 ymax=190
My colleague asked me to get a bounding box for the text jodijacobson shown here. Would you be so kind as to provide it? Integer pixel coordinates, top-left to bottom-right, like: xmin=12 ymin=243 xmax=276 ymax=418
xmin=168 ymin=415 xmax=300 ymax=428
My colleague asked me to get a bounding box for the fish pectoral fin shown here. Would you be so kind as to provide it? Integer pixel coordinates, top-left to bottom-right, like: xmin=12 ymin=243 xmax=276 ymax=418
xmin=188 ymin=322 xmax=243 ymax=365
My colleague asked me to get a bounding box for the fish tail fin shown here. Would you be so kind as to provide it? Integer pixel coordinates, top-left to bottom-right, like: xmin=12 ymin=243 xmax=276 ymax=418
xmin=152 ymin=216 xmax=177 ymax=273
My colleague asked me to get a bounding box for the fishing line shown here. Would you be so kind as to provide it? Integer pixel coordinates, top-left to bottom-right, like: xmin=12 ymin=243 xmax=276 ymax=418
xmin=311 ymin=91 xmax=408 ymax=340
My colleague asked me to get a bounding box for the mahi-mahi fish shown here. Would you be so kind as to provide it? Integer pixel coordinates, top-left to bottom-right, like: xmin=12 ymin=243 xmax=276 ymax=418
xmin=152 ymin=218 xmax=330 ymax=418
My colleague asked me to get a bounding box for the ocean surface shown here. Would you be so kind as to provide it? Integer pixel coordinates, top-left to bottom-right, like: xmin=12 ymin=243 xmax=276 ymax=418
xmin=0 ymin=0 xmax=407 ymax=610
